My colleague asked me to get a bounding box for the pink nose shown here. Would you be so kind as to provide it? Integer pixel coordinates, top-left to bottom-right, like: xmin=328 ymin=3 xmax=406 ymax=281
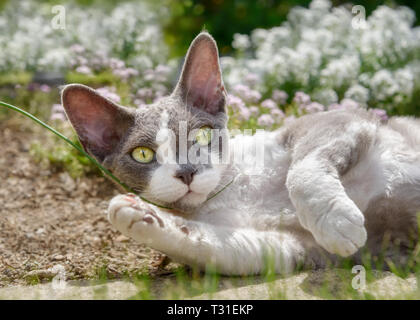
xmin=175 ymin=166 xmax=197 ymax=185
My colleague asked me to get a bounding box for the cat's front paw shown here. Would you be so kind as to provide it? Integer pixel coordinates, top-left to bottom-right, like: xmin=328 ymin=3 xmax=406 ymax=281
xmin=313 ymin=205 xmax=367 ymax=257
xmin=107 ymin=194 xmax=165 ymax=241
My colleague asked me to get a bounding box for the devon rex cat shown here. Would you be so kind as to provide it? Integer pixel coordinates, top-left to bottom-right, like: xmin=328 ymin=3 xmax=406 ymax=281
xmin=61 ymin=32 xmax=419 ymax=275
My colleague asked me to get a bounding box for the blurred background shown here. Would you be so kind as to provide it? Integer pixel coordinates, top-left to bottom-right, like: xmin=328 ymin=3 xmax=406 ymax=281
xmin=0 ymin=0 xmax=419 ymax=175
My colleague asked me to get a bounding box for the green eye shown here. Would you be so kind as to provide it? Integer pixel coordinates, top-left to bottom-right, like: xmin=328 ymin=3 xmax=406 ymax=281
xmin=132 ymin=147 xmax=154 ymax=163
xmin=195 ymin=126 xmax=212 ymax=146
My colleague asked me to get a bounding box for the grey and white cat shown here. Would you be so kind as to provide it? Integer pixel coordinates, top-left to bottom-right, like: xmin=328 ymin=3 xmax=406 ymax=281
xmin=61 ymin=32 xmax=419 ymax=275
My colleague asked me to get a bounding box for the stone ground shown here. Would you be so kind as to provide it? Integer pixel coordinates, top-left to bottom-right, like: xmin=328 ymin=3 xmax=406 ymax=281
xmin=0 ymin=118 xmax=173 ymax=288
xmin=0 ymin=269 xmax=418 ymax=300
xmin=1 ymin=118 xmax=419 ymax=300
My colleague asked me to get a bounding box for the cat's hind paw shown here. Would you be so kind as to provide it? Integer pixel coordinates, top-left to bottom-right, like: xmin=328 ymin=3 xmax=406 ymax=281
xmin=107 ymin=194 xmax=165 ymax=240
xmin=313 ymin=205 xmax=367 ymax=257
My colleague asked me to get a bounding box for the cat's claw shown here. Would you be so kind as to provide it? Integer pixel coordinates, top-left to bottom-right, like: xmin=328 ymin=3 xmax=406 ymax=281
xmin=107 ymin=194 xmax=164 ymax=240
xmin=312 ymin=206 xmax=367 ymax=257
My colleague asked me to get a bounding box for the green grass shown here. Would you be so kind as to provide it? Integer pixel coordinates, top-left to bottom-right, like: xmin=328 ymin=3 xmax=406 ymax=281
xmin=0 ymin=72 xmax=32 ymax=86
xmin=30 ymin=136 xmax=100 ymax=179
xmin=65 ymin=70 xmax=119 ymax=87
xmin=87 ymin=241 xmax=420 ymax=300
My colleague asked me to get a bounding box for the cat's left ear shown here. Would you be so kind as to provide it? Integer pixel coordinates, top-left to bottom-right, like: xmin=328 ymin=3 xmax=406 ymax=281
xmin=173 ymin=32 xmax=227 ymax=115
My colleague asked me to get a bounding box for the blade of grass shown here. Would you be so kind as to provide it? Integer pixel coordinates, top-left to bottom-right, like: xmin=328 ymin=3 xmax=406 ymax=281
xmin=0 ymin=100 xmax=172 ymax=209
xmin=1 ymin=100 xmax=235 ymax=210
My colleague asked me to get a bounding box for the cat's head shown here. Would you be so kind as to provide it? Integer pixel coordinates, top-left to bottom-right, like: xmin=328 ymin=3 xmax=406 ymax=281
xmin=61 ymin=32 xmax=229 ymax=211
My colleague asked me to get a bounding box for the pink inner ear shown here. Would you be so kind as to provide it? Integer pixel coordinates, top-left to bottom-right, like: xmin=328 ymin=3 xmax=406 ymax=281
xmin=187 ymin=71 xmax=224 ymax=114
xmin=181 ymin=35 xmax=225 ymax=114
xmin=82 ymin=112 xmax=113 ymax=151
xmin=63 ymin=86 xmax=122 ymax=155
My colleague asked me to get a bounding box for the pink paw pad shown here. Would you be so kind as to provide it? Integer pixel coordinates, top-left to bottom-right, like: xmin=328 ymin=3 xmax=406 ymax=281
xmin=124 ymin=196 xmax=138 ymax=205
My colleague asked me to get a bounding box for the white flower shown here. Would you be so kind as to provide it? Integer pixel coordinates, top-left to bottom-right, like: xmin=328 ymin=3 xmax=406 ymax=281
xmin=227 ymin=95 xmax=246 ymax=111
xmin=369 ymin=70 xmax=399 ymax=101
xmin=293 ymin=92 xmax=311 ymax=105
xmin=221 ymin=0 xmax=419 ymax=113
xmin=309 ymin=0 xmax=332 ymax=11
xmin=320 ymin=55 xmax=360 ymax=89
xmin=249 ymin=106 xmax=260 ymax=117
xmin=304 ymin=102 xmax=324 ymax=113
xmin=394 ymin=67 xmax=414 ymax=98
xmin=75 ymin=65 xmax=92 ymax=75
xmin=271 ymin=109 xmax=285 ymax=123
xmin=96 ymin=87 xmax=121 ymax=103
xmin=38 ymin=48 xmax=71 ymax=72
xmin=0 ymin=0 xmax=172 ymax=79
xmin=257 ymin=114 xmax=275 ymax=128
xmin=312 ymin=88 xmax=338 ymax=106
xmin=271 ymin=90 xmax=288 ymax=105
xmin=232 ymin=33 xmax=251 ymax=51
xmin=340 ymin=98 xmax=359 ymax=110
xmin=345 ymin=85 xmax=370 ymax=105
xmin=261 ymin=99 xmax=277 ymax=110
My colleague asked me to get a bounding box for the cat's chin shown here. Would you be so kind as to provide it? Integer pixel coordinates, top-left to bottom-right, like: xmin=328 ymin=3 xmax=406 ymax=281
xmin=178 ymin=191 xmax=208 ymax=208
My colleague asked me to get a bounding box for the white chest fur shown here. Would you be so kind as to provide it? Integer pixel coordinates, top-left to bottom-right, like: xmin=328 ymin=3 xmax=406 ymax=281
xmin=196 ymin=130 xmax=296 ymax=229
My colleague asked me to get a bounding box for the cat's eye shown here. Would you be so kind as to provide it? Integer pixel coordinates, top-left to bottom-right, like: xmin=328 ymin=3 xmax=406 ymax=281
xmin=195 ymin=126 xmax=212 ymax=146
xmin=132 ymin=147 xmax=154 ymax=163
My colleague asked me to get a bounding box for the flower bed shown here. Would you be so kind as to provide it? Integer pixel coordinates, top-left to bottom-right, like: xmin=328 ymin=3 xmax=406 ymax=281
xmin=1 ymin=0 xmax=418 ymax=174
xmin=222 ymin=0 xmax=420 ymax=119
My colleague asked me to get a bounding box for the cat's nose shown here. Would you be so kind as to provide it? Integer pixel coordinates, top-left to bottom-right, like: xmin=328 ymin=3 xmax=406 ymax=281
xmin=175 ymin=165 xmax=197 ymax=186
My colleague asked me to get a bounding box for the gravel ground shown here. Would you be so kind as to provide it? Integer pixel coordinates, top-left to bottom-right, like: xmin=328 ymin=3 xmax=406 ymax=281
xmin=0 ymin=119 xmax=171 ymax=287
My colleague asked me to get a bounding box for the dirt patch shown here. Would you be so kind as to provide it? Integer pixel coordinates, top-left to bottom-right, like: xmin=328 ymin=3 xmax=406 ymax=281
xmin=0 ymin=119 xmax=170 ymax=287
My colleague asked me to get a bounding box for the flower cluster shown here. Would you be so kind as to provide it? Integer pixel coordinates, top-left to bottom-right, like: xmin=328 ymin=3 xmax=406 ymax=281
xmin=227 ymin=86 xmax=388 ymax=130
xmin=1 ymin=0 xmax=398 ymax=131
xmin=0 ymin=0 xmax=175 ymax=89
xmin=222 ymin=0 xmax=420 ymax=113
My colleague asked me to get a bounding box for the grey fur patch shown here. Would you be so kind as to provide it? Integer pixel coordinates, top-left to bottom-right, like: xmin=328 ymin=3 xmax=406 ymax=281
xmin=279 ymin=109 xmax=379 ymax=175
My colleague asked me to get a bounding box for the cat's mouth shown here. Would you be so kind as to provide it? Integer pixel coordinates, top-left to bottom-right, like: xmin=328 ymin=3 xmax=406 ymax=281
xmin=178 ymin=188 xmax=208 ymax=206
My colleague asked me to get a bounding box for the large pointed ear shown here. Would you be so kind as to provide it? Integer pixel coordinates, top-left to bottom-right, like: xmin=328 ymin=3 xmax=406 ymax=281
xmin=173 ymin=32 xmax=227 ymax=115
xmin=61 ymin=84 xmax=134 ymax=162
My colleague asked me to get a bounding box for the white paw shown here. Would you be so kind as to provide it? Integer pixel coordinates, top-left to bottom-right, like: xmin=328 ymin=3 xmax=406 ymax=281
xmin=312 ymin=204 xmax=367 ymax=257
xmin=107 ymin=194 xmax=164 ymax=240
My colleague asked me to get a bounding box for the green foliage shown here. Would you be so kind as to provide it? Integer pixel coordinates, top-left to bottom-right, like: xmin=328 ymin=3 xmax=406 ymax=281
xmin=0 ymin=86 xmax=59 ymax=121
xmin=30 ymin=136 xmax=100 ymax=179
xmin=164 ymin=0 xmax=301 ymax=56
xmin=164 ymin=0 xmax=420 ymax=56
xmin=65 ymin=70 xmax=120 ymax=87
xmin=0 ymin=72 xmax=32 ymax=86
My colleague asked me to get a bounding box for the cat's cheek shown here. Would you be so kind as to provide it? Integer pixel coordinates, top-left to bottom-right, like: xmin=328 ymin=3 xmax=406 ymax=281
xmin=147 ymin=165 xmax=189 ymax=203
xmin=190 ymin=168 xmax=221 ymax=195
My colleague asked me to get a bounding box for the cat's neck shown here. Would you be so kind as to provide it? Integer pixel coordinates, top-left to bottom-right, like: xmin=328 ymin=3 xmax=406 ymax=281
xmin=196 ymin=129 xmax=293 ymax=214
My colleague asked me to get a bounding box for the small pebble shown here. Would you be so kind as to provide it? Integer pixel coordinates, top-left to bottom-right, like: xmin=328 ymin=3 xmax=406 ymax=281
xmin=115 ymin=235 xmax=130 ymax=242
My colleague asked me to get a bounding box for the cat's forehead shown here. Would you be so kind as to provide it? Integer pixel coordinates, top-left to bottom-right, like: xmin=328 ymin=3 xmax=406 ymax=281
xmin=122 ymin=97 xmax=215 ymax=149
xmin=134 ymin=98 xmax=193 ymax=133
xmin=132 ymin=97 xmax=226 ymax=135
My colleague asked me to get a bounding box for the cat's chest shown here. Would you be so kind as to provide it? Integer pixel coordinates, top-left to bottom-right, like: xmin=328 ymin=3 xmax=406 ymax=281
xmin=198 ymin=131 xmax=295 ymax=219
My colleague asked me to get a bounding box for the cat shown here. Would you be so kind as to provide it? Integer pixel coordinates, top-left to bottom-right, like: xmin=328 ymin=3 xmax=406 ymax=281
xmin=61 ymin=32 xmax=420 ymax=275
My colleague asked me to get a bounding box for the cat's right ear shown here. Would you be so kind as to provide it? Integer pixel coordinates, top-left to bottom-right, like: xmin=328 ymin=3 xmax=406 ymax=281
xmin=61 ymin=84 xmax=134 ymax=162
xmin=173 ymin=32 xmax=226 ymax=116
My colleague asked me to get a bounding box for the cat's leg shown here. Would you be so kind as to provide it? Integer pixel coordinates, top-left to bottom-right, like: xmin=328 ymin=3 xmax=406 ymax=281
xmin=287 ymin=154 xmax=368 ymax=257
xmin=285 ymin=116 xmax=379 ymax=257
xmin=108 ymin=194 xmax=305 ymax=275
